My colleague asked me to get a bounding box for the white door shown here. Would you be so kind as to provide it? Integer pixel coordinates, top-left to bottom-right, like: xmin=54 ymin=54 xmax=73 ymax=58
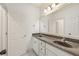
xmin=8 ymin=14 xmax=28 ymax=56
xmin=2 ymin=7 xmax=8 ymax=53
xmin=0 ymin=6 xmax=2 ymax=53
xmin=0 ymin=6 xmax=8 ymax=55
xmin=56 ymin=19 xmax=64 ymax=35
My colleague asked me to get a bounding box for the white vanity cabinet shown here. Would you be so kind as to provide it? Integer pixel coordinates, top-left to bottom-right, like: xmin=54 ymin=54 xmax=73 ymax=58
xmin=32 ymin=37 xmax=46 ymax=56
xmin=46 ymin=49 xmax=57 ymax=56
xmin=46 ymin=43 xmax=72 ymax=56
xmin=32 ymin=36 xmax=73 ymax=56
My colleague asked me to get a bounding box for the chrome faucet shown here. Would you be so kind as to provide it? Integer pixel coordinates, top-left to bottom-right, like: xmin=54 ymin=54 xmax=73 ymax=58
xmin=61 ymin=37 xmax=66 ymax=42
xmin=39 ymin=33 xmax=42 ymax=37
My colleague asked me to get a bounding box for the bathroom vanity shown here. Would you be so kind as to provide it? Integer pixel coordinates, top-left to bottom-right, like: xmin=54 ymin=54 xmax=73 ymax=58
xmin=32 ymin=33 xmax=79 ymax=56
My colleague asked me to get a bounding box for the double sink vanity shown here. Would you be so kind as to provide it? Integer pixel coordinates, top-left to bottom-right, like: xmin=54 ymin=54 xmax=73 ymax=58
xmin=32 ymin=4 xmax=79 ymax=56
xmin=32 ymin=33 xmax=79 ymax=56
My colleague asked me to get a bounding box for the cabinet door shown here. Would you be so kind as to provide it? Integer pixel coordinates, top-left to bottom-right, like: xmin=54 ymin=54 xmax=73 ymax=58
xmin=32 ymin=37 xmax=39 ymax=55
xmin=39 ymin=46 xmax=46 ymax=56
xmin=39 ymin=41 xmax=46 ymax=56
xmin=46 ymin=43 xmax=72 ymax=56
xmin=46 ymin=49 xmax=56 ymax=56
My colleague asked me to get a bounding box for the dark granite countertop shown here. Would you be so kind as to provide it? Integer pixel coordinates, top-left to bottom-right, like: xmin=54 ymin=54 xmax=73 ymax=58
xmin=32 ymin=33 xmax=79 ymax=56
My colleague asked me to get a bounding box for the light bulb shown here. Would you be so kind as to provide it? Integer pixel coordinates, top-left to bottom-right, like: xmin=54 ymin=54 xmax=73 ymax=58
xmin=44 ymin=9 xmax=47 ymax=13
xmin=47 ymin=6 xmax=51 ymax=11
xmin=51 ymin=3 xmax=55 ymax=8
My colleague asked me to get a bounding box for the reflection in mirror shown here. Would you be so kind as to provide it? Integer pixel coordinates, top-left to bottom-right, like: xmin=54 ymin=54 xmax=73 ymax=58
xmin=56 ymin=19 xmax=64 ymax=36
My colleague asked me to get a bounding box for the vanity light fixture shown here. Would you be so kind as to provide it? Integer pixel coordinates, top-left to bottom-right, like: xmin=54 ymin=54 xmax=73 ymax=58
xmin=51 ymin=3 xmax=56 ymax=8
xmin=44 ymin=9 xmax=47 ymax=13
xmin=47 ymin=6 xmax=51 ymax=11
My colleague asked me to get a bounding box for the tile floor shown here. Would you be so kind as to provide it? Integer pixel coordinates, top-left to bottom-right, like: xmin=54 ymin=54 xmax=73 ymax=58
xmin=0 ymin=49 xmax=36 ymax=56
xmin=22 ymin=49 xmax=36 ymax=56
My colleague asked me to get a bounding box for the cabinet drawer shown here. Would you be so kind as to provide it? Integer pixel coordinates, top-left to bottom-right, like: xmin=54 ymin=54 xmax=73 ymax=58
xmin=46 ymin=44 xmax=72 ymax=56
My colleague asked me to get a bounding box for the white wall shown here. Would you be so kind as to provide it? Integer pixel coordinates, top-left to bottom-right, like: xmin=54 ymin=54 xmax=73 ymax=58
xmin=4 ymin=4 xmax=40 ymax=55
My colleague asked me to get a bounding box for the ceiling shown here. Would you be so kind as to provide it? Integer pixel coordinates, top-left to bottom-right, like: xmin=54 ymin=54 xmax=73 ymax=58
xmin=1 ymin=3 xmax=52 ymax=10
xmin=1 ymin=3 xmax=52 ymax=18
xmin=31 ymin=3 xmax=52 ymax=8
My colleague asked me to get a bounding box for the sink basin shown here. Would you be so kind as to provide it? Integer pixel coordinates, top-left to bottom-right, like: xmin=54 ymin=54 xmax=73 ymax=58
xmin=39 ymin=35 xmax=42 ymax=37
xmin=54 ymin=41 xmax=72 ymax=48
